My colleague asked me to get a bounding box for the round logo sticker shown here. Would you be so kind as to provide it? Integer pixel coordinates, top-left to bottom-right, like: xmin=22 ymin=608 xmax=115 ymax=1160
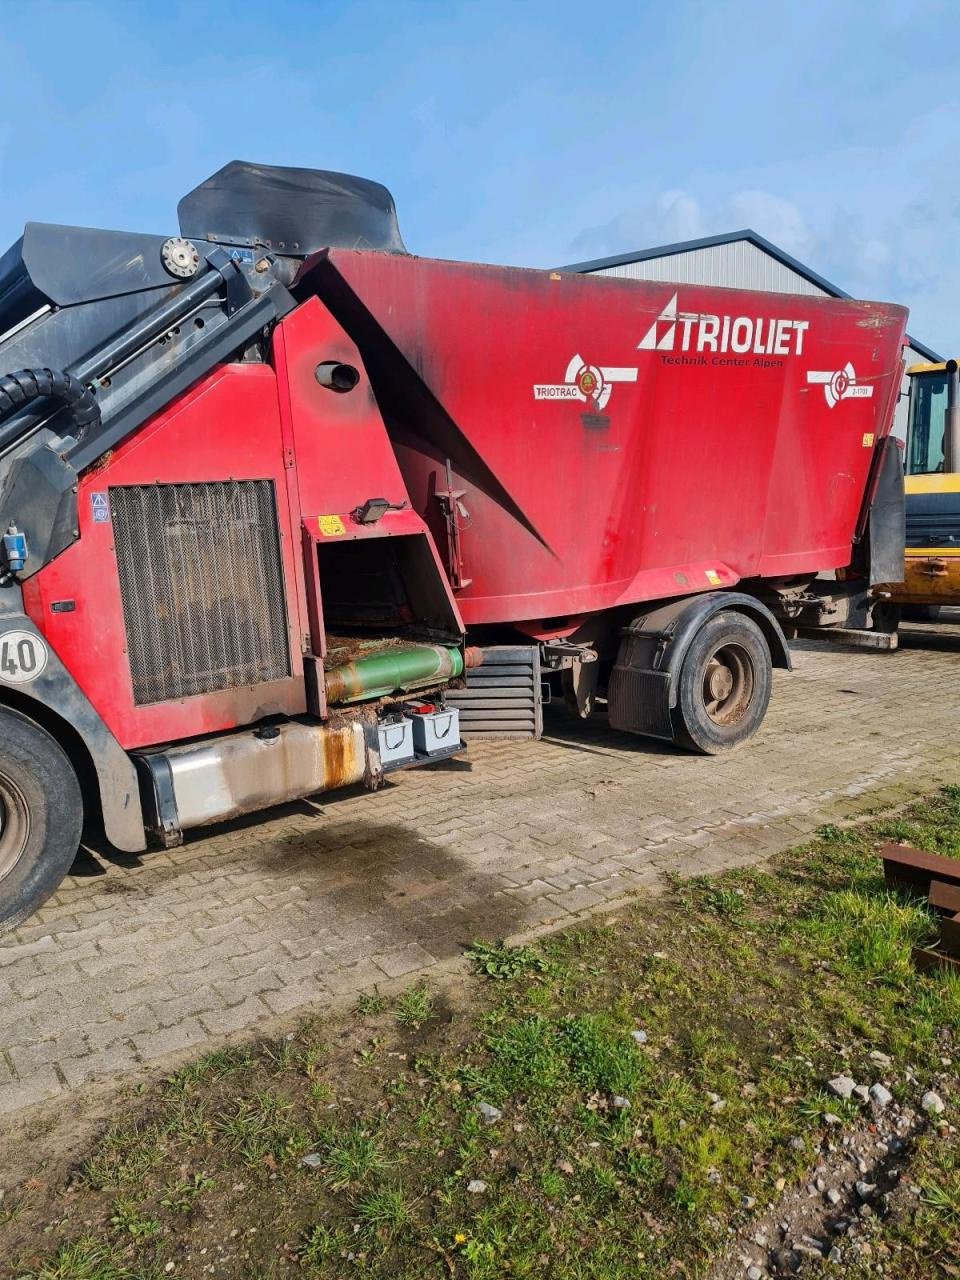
xmin=0 ymin=630 xmax=48 ymax=684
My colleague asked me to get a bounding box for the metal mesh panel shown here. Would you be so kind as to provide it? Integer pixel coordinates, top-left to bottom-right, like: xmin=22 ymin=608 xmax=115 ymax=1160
xmin=111 ymin=481 xmax=291 ymax=706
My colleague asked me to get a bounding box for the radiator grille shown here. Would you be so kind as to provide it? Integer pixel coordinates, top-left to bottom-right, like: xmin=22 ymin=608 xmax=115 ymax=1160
xmin=111 ymin=481 xmax=291 ymax=706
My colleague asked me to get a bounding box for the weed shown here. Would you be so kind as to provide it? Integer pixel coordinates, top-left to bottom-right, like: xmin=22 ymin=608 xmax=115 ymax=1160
xmin=701 ymin=885 xmax=746 ymax=917
xmin=166 ymin=1046 xmax=251 ymax=1091
xmin=299 ymin=1222 xmax=344 ymax=1266
xmin=356 ymin=1186 xmax=413 ymax=1237
xmin=355 ymin=988 xmax=388 ymax=1016
xmin=109 ymin=1199 xmax=160 ymax=1241
xmin=81 ymin=1123 xmax=166 ymax=1194
xmin=262 ymin=1037 xmax=297 ymax=1073
xmin=214 ymin=1090 xmax=309 ymax=1166
xmin=486 ymin=1015 xmax=564 ymax=1098
xmin=23 ymin=1237 xmax=138 ymax=1279
xmin=318 ymin=1122 xmax=390 ymax=1190
xmin=467 ymin=939 xmax=551 ymax=980
xmin=816 ymin=823 xmax=858 ymax=844
xmin=300 ymin=1044 xmax=327 ymax=1079
xmin=309 ymin=1079 xmax=333 ymax=1105
xmin=160 ymin=1094 xmax=212 ymax=1145
xmin=160 ymin=1171 xmax=214 ymax=1213
xmin=920 ymin=1180 xmax=960 ymax=1218
xmin=539 ymin=1168 xmax=567 ymax=1200
xmin=395 ymin=984 xmax=435 ymax=1029
xmin=673 ymin=1178 xmax=706 ymax=1215
xmin=356 ymin=1036 xmax=383 ymax=1063
xmin=557 ymin=1014 xmax=642 ymax=1096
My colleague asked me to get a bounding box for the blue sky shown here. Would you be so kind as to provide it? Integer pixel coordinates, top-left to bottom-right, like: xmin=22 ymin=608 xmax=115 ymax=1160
xmin=1 ymin=0 xmax=956 ymax=352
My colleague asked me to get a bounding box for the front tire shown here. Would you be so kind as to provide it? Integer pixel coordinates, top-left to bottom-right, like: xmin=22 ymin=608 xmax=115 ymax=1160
xmin=670 ymin=611 xmax=773 ymax=754
xmin=0 ymin=708 xmax=83 ymax=933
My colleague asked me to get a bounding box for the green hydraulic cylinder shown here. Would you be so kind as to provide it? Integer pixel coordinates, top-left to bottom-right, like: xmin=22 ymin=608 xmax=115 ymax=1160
xmin=324 ymin=644 xmax=464 ymax=704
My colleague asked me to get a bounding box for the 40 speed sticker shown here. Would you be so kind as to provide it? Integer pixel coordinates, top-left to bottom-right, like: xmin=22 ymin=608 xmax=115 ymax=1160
xmin=0 ymin=631 xmax=48 ymax=684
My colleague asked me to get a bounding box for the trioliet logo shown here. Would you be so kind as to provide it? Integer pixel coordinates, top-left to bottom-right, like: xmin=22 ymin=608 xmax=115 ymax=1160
xmin=638 ymin=292 xmax=809 ymax=357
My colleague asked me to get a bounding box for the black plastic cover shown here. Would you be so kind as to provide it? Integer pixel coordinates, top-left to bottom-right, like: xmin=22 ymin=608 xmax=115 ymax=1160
xmin=867 ymin=437 xmax=906 ymax=584
xmin=0 ymin=224 xmax=183 ymax=334
xmin=178 ymin=161 xmax=407 ymax=256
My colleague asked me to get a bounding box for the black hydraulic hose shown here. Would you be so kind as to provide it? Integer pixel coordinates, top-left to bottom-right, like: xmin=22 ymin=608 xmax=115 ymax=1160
xmin=0 ymin=367 xmax=100 ymax=439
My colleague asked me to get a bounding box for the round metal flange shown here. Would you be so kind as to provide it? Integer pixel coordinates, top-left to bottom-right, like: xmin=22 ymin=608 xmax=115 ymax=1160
xmin=701 ymin=643 xmax=754 ymax=725
xmin=161 ymin=237 xmax=201 ymax=279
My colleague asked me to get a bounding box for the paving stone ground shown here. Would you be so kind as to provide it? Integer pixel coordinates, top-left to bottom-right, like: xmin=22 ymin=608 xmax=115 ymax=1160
xmin=2 ymin=627 xmax=960 ymax=1119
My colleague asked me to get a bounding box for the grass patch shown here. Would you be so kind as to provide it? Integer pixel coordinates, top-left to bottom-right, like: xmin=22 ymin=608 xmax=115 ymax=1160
xmin=5 ymin=788 xmax=960 ymax=1279
xmin=317 ymin=1121 xmax=391 ymax=1190
xmin=22 ymin=1237 xmax=145 ymax=1279
xmin=394 ymin=983 xmax=435 ymax=1029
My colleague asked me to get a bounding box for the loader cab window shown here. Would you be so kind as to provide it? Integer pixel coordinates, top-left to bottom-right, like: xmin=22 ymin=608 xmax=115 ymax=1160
xmin=906 ymin=372 xmax=947 ymax=475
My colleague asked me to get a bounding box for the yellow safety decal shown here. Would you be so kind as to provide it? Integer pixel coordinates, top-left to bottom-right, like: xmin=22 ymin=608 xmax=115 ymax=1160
xmin=862 ymin=432 xmax=875 ymax=447
xmin=705 ymin=568 xmax=722 ymax=586
xmin=318 ymin=515 xmax=346 ymax=536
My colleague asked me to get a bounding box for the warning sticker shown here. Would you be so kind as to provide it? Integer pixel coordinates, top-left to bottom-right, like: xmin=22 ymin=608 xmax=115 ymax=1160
xmin=90 ymin=491 xmax=110 ymax=524
xmin=318 ymin=515 xmax=346 ymax=536
xmin=705 ymin=568 xmax=722 ymax=586
xmin=862 ymin=432 xmax=875 ymax=447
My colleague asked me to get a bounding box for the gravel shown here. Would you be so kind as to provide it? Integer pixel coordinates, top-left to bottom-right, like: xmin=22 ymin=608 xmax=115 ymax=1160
xmin=827 ymin=1075 xmax=856 ymax=1100
xmin=869 ymin=1083 xmax=893 ymax=1109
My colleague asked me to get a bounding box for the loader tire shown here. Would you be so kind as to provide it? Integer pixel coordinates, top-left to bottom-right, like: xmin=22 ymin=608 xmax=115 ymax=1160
xmin=0 ymin=708 xmax=83 ymax=933
xmin=902 ymin=605 xmax=941 ymax=623
xmin=670 ymin=611 xmax=772 ymax=754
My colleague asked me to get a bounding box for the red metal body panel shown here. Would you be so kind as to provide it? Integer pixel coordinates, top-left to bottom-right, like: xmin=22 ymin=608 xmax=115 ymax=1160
xmin=21 ymin=366 xmax=307 ymax=749
xmin=273 ymin=295 xmax=464 ymax=677
xmin=21 ymin=300 xmax=462 ymax=751
xmin=305 ymin=251 xmax=907 ymax=626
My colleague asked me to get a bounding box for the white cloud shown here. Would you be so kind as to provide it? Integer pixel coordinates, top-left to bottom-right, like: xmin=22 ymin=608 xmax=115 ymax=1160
xmin=726 ymin=190 xmax=814 ymax=259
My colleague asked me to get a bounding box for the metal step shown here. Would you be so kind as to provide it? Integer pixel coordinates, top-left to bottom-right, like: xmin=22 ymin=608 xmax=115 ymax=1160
xmin=446 ymin=644 xmax=542 ymax=739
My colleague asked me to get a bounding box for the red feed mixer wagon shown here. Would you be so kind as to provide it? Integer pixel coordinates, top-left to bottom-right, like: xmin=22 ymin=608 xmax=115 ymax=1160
xmin=0 ymin=162 xmax=905 ymax=927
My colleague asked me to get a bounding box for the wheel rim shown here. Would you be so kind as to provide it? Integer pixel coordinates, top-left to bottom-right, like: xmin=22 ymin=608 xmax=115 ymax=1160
xmin=701 ymin=642 xmax=754 ymax=726
xmin=0 ymin=771 xmax=31 ymax=882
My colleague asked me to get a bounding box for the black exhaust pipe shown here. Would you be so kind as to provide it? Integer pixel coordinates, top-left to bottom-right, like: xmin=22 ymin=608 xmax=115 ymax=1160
xmin=945 ymin=358 xmax=959 ymax=473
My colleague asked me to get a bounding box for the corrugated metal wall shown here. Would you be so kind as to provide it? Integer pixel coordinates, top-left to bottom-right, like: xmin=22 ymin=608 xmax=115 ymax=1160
xmin=585 ymin=242 xmax=915 ymax=436
xmin=593 ymin=241 xmax=828 ymax=297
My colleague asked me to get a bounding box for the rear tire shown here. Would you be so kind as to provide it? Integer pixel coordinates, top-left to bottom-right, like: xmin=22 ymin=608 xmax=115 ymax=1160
xmin=0 ymin=708 xmax=83 ymax=933
xmin=670 ymin=611 xmax=773 ymax=754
